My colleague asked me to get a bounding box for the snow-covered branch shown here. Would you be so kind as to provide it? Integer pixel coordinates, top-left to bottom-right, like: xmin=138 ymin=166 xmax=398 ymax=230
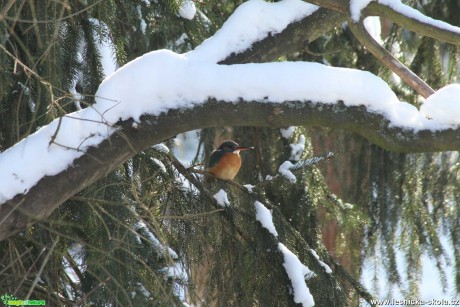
xmin=2 ymin=95 xmax=460 ymax=240
xmin=306 ymin=0 xmax=460 ymax=46
xmin=1 ymin=0 xmax=460 ymax=242
xmin=220 ymin=7 xmax=346 ymax=64
xmin=348 ymin=21 xmax=434 ymax=99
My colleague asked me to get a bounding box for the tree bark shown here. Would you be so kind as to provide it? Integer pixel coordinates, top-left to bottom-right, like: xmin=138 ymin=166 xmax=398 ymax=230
xmin=220 ymin=7 xmax=346 ymax=64
xmin=0 ymin=6 xmax=347 ymax=241
xmin=305 ymin=0 xmax=460 ymax=46
xmin=1 ymin=3 xmax=459 ymax=241
xmin=2 ymin=100 xmax=460 ymax=240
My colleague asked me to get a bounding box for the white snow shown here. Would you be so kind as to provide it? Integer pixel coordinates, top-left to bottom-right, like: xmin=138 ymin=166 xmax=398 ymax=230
xmin=136 ymin=282 xmax=151 ymax=298
xmin=63 ymin=243 xmax=86 ymax=284
xmin=364 ymin=16 xmax=382 ymax=43
xmin=243 ymin=184 xmax=256 ymax=193
xmin=173 ymin=130 xmax=200 ymax=165
xmin=187 ymin=0 xmax=318 ymax=63
xmin=136 ymin=5 xmax=147 ymax=34
xmin=420 ymin=84 xmax=460 ymax=126
xmin=350 ymin=0 xmax=460 ymax=35
xmin=278 ymin=243 xmax=315 ymax=307
xmin=213 ymin=189 xmax=230 ymax=207
xmin=151 ymin=158 xmax=167 ymax=173
xmin=95 ymin=53 xmax=425 ymax=125
xmin=135 ymin=221 xmax=178 ymax=259
xmin=1 ymin=0 xmax=460 ymax=205
xmin=0 ymin=114 xmax=115 ymax=202
xmin=178 ymin=0 xmax=196 ymax=20
xmin=379 ymin=0 xmax=460 ymax=34
xmin=162 ymin=262 xmax=189 ymax=302
xmin=175 ymin=33 xmax=189 ymax=46
xmin=289 ymin=135 xmax=305 ymax=161
xmin=254 ymin=201 xmax=278 ymax=237
xmin=350 ymin=0 xmax=373 ymax=22
xmin=280 ymin=126 xmax=295 ymax=139
xmin=310 ymin=249 xmax=332 ymax=274
xmin=152 ymin=143 xmax=170 ymax=153
xmin=279 ymin=161 xmax=297 ymax=183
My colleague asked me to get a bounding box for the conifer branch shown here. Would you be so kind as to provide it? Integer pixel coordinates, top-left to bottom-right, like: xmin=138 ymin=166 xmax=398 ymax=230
xmin=181 ymin=154 xmax=377 ymax=305
xmin=156 ymin=209 xmax=225 ymax=220
xmin=188 ymin=168 xmax=248 ymax=191
xmin=3 ymin=100 xmax=460 ymax=241
xmin=0 ymin=0 xmax=105 ymax=24
xmin=288 ymin=152 xmax=335 ymax=171
xmin=1 ymin=2 xmax=459 ymax=244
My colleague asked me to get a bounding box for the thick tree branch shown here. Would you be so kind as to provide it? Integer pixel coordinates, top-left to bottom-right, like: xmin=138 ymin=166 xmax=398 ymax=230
xmin=220 ymin=7 xmax=346 ymax=64
xmin=364 ymin=1 xmax=460 ymax=46
xmin=1 ymin=2 xmax=460 ymax=242
xmin=2 ymin=99 xmax=460 ymax=240
xmin=348 ymin=21 xmax=435 ymax=98
xmin=0 ymin=7 xmax=349 ymax=241
xmin=305 ymin=0 xmax=460 ymax=46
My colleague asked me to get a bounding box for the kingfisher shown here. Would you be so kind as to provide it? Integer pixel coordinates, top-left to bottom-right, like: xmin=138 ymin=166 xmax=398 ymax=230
xmin=207 ymin=140 xmax=253 ymax=180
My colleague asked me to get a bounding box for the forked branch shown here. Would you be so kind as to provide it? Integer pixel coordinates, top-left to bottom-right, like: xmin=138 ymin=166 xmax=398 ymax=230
xmin=348 ymin=20 xmax=435 ymax=98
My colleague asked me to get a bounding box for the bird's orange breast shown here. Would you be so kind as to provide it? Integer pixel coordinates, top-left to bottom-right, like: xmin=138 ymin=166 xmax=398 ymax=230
xmin=207 ymin=152 xmax=242 ymax=180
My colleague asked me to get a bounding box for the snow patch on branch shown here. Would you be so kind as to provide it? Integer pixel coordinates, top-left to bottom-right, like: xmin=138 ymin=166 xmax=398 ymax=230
xmin=278 ymin=243 xmax=315 ymax=307
xmin=1 ymin=0 xmax=460 ymax=206
xmin=350 ymin=0 xmax=373 ymax=22
xmin=350 ymin=0 xmax=460 ymax=35
xmin=254 ymin=201 xmax=278 ymax=237
xmin=279 ymin=161 xmax=297 ymax=183
xmin=188 ymin=0 xmax=318 ymax=63
xmin=178 ymin=0 xmax=196 ymax=20
xmin=379 ymin=0 xmax=460 ymax=34
xmin=135 ymin=221 xmax=178 ymax=259
xmin=243 ymin=184 xmax=256 ymax=193
xmin=420 ymin=84 xmax=460 ymax=125
xmin=151 ymin=158 xmax=167 ymax=173
xmin=280 ymin=127 xmax=295 ymax=139
xmin=289 ymin=134 xmax=305 ymax=161
xmin=152 ymin=143 xmax=170 ymax=153
xmin=253 ymin=198 xmax=315 ymax=306
xmin=213 ymin=189 xmax=230 ymax=207
xmin=310 ymin=249 xmax=332 ymax=274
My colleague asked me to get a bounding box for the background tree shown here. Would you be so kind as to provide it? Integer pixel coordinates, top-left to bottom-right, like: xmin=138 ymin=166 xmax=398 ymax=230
xmin=0 ymin=0 xmax=459 ymax=306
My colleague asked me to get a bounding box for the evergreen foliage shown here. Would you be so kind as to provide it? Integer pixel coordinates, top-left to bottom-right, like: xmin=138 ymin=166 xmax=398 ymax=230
xmin=299 ymin=1 xmax=460 ymax=299
xmin=1 ymin=0 xmax=459 ymax=305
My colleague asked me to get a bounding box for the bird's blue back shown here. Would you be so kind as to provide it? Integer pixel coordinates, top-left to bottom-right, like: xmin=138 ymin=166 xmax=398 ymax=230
xmin=208 ymin=150 xmax=227 ymax=168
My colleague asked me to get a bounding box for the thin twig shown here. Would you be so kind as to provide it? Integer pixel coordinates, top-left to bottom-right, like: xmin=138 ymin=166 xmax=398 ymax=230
xmin=0 ymin=0 xmax=16 ymax=22
xmin=184 ymin=155 xmax=376 ymax=304
xmin=166 ymin=154 xmax=252 ymax=242
xmin=49 ymin=117 xmax=63 ymax=146
xmin=81 ymin=276 xmax=111 ymax=302
xmin=0 ymin=198 xmax=25 ymax=226
xmin=348 ymin=20 xmax=434 ymax=99
xmin=156 ymin=209 xmax=225 ymax=220
xmin=25 ymin=235 xmax=60 ymax=300
xmin=1 ymin=0 xmax=104 ymax=24
xmin=188 ymin=168 xmax=248 ymax=191
xmin=326 ymin=255 xmax=377 ymax=306
xmin=304 ymin=46 xmax=342 ymax=57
